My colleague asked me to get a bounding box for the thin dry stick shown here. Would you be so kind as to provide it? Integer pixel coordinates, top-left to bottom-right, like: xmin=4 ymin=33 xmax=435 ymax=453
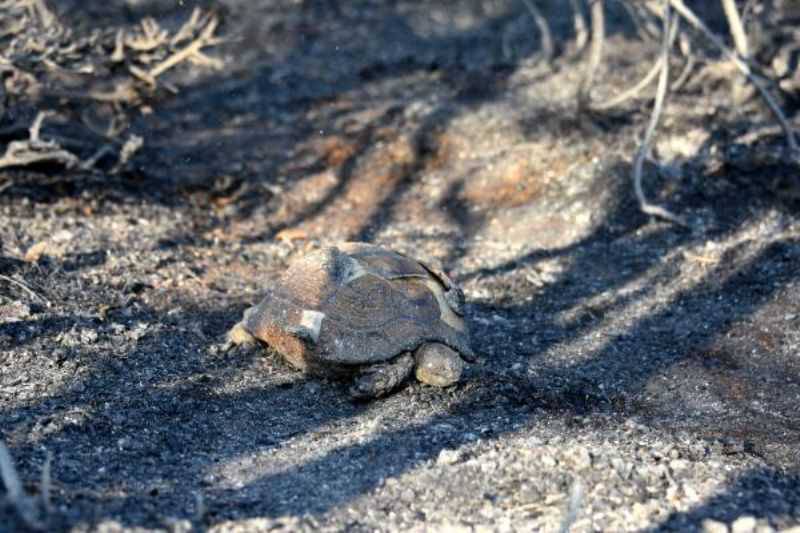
xmin=593 ymin=14 xmax=680 ymax=110
xmin=27 ymin=0 xmax=55 ymax=28
xmin=29 ymin=110 xmax=52 ymax=144
xmin=720 ymin=0 xmax=751 ymax=103
xmin=598 ymin=59 xmax=662 ymax=109
xmin=578 ymin=0 xmax=605 ymax=109
xmin=0 ymin=440 xmax=43 ymax=530
xmin=720 ymin=0 xmax=749 ymax=58
xmin=668 ymin=0 xmax=799 ymax=155
xmin=170 ymin=7 xmax=204 ymax=46
xmin=670 ymin=31 xmax=695 ymax=91
xmin=570 ymin=0 xmax=589 ymax=55
xmin=110 ymin=28 xmax=125 ymax=62
xmin=620 ymin=0 xmax=661 ymax=41
xmin=193 ymin=491 xmax=206 ymax=522
xmin=79 ymin=145 xmax=115 ymax=170
xmin=633 ymin=0 xmax=687 ymax=226
xmin=0 ymin=441 xmax=24 ymax=508
xmin=0 ymin=274 xmax=51 ymax=305
xmin=41 ymin=451 xmax=52 ymax=515
xmin=740 ymin=0 xmax=759 ymax=23
xmin=521 ymin=0 xmax=554 ymax=64
xmin=148 ymin=15 xmax=223 ymax=79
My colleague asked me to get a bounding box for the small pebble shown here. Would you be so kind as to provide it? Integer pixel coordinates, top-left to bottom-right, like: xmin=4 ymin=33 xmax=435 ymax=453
xmin=437 ymin=449 xmax=461 ymax=466
xmin=701 ymin=519 xmax=729 ymax=533
xmin=731 ymin=515 xmax=758 ymax=533
xmin=540 ymin=455 xmax=557 ymax=468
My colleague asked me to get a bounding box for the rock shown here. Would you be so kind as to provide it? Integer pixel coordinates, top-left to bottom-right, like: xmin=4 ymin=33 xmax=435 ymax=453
xmin=669 ymin=459 xmax=688 ymax=472
xmin=0 ymin=301 xmax=31 ymax=322
xmin=93 ymin=521 xmax=127 ymax=533
xmin=80 ymin=328 xmax=98 ymax=343
xmin=24 ymin=241 xmax=50 ymax=262
xmin=435 ymin=522 xmax=473 ymax=533
xmin=731 ymin=516 xmax=758 ymax=533
xmin=702 ymin=519 xmax=729 ymax=533
xmin=51 ymin=229 xmax=74 ymax=243
xmin=540 ymin=454 xmax=557 ymax=468
xmin=303 ymin=381 xmax=321 ymax=395
xmin=163 ymin=519 xmax=192 ymax=533
xmin=208 ymin=516 xmax=302 ymax=532
xmin=23 ymin=230 xmax=74 ymax=262
xmin=437 ymin=449 xmax=461 ymax=466
xmin=568 ymin=446 xmax=592 ymax=470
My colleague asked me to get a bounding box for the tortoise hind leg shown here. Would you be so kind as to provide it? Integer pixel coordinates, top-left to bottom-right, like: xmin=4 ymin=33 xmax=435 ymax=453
xmin=349 ymin=353 xmax=415 ymax=400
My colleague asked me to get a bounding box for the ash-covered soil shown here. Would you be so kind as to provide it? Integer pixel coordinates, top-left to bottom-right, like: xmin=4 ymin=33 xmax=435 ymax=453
xmin=2 ymin=1 xmax=800 ymax=532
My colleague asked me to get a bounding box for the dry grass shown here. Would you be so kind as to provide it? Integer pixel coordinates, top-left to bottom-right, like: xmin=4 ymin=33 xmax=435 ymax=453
xmin=0 ymin=0 xmax=224 ymax=176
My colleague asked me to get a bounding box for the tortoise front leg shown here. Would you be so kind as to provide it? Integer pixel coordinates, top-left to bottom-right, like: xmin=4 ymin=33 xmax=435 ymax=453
xmin=414 ymin=343 xmax=464 ymax=387
xmin=349 ymin=353 xmax=415 ymax=400
xmin=223 ymin=320 xmax=257 ymax=351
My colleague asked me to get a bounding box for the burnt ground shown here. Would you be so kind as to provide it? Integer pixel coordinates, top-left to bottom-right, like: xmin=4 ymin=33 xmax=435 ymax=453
xmin=1 ymin=1 xmax=800 ymax=531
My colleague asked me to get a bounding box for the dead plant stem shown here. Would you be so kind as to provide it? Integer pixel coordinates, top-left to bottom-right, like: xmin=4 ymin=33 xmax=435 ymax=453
xmin=633 ymin=0 xmax=687 ymax=226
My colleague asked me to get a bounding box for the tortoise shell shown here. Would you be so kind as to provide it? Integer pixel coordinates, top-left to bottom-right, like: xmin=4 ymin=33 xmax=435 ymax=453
xmin=241 ymin=242 xmax=474 ymax=375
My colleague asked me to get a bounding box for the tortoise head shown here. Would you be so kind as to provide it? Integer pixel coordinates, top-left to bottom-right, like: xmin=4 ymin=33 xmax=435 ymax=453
xmin=419 ymin=262 xmax=465 ymax=316
xmin=418 ymin=263 xmax=467 ymax=332
xmin=443 ymin=284 xmax=465 ymax=316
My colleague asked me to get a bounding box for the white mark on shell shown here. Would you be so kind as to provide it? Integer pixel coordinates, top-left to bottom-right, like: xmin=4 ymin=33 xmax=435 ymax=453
xmin=424 ymin=278 xmax=465 ymax=332
xmin=300 ymin=309 xmax=325 ymax=342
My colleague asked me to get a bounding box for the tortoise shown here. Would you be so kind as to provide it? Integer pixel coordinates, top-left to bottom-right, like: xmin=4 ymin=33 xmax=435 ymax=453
xmin=226 ymin=242 xmax=475 ymax=399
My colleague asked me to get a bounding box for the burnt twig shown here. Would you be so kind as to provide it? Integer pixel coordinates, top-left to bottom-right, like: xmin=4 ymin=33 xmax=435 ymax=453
xmin=0 ymin=111 xmax=79 ymax=170
xmin=0 ymin=2 xmax=225 ymax=175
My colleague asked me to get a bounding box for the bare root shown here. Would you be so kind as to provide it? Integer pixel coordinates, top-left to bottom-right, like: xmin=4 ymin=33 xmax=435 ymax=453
xmin=578 ymin=0 xmax=605 ymax=109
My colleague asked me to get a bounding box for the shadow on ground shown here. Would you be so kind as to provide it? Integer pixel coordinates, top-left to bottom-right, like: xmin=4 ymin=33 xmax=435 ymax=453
xmin=3 ymin=167 xmax=799 ymax=529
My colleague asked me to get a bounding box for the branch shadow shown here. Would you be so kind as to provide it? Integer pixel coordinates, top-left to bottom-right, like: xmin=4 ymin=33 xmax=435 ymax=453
xmin=2 ymin=158 xmax=799 ymax=530
xmin=194 ymin=183 xmax=799 ymax=522
xmin=3 ymin=0 xmax=612 ymax=231
xmin=651 ymin=468 xmax=800 ymax=531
